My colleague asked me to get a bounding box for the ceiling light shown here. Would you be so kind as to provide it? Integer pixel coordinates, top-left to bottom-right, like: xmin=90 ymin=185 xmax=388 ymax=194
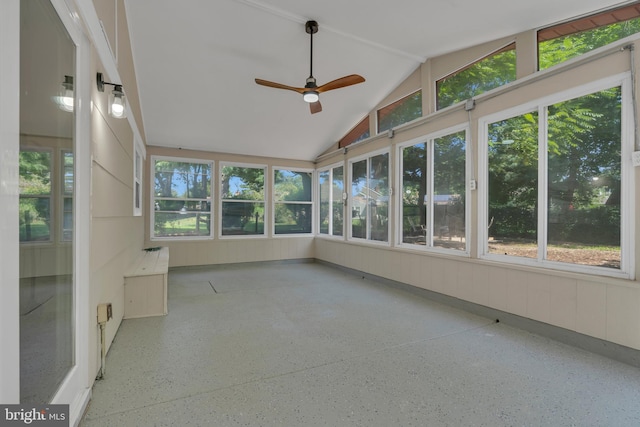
xmin=97 ymin=72 xmax=126 ymax=119
xmin=303 ymin=91 xmax=319 ymax=103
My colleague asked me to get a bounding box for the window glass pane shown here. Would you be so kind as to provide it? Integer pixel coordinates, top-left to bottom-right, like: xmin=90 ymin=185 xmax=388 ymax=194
xmin=437 ymin=45 xmax=516 ymax=110
xmin=19 ymin=150 xmax=52 ymax=242
xmin=539 ymin=14 xmax=640 ymax=70
xmin=401 ymin=142 xmax=426 ymax=245
xmin=488 ymin=112 xmax=538 ymax=258
xmin=319 ymin=170 xmax=330 ymax=234
xmin=369 ymin=153 xmax=389 ymax=242
xmin=153 ymin=159 xmax=212 ymax=238
xmin=221 ymin=201 xmax=264 ymax=235
xmin=274 ymin=170 xmax=312 ymax=202
xmin=275 ymin=203 xmax=312 ymax=234
xmin=378 ymin=90 xmax=422 ymax=133
xmin=19 ymin=198 xmax=51 ymax=242
xmin=433 ymin=131 xmax=466 ymax=251
xmin=332 ymin=166 xmax=344 ymax=236
xmin=547 ymin=87 xmax=621 ymax=268
xmin=221 ymin=166 xmax=264 ymax=200
xmin=339 ymin=116 xmax=370 ymax=148
xmin=351 ymin=160 xmax=367 ymax=239
xmin=19 ymin=150 xmax=51 ymax=195
xmin=155 ymin=161 xmax=211 ymax=199
xmin=62 ymin=197 xmax=73 ymax=241
xmin=63 ymin=151 xmax=73 ymax=195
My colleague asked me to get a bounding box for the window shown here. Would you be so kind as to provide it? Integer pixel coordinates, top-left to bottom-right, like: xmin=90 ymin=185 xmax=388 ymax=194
xmin=133 ymin=146 xmax=142 ymax=216
xmin=538 ymin=3 xmax=640 ymax=70
xmin=152 ymin=157 xmax=212 ymax=239
xmin=339 ymin=116 xmax=370 ymax=148
xmin=220 ymin=164 xmax=265 ymax=236
xmin=19 ymin=149 xmax=52 ymax=242
xmin=61 ymin=150 xmax=73 ymax=241
xmin=399 ymin=129 xmax=467 ymax=251
xmin=350 ymin=152 xmax=389 ymax=242
xmin=377 ymin=90 xmax=422 ymax=133
xmin=318 ymin=164 xmax=344 ymax=236
xmin=481 ymin=77 xmax=629 ymax=274
xmin=274 ymin=169 xmax=312 ymax=234
xmin=437 ymin=44 xmax=516 ymax=110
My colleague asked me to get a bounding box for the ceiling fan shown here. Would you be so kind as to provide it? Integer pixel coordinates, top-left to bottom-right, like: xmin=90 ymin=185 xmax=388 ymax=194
xmin=255 ymin=20 xmax=365 ymax=114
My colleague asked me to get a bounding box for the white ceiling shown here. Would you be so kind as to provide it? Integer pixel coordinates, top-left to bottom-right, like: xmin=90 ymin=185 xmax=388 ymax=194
xmin=124 ymin=0 xmax=628 ymax=161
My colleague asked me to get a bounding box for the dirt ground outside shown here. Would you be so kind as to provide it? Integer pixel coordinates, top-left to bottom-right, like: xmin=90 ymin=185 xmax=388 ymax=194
xmin=488 ymin=240 xmax=620 ymax=269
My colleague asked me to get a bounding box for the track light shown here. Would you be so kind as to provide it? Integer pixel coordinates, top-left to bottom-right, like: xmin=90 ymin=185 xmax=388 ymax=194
xmin=97 ymin=72 xmax=126 ymax=118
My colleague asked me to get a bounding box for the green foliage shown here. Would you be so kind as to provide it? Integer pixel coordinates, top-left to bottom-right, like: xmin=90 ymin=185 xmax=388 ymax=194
xmin=378 ymin=90 xmax=422 ymax=132
xmin=539 ymin=18 xmax=640 ymax=69
xmin=437 ymin=47 xmax=516 ymax=109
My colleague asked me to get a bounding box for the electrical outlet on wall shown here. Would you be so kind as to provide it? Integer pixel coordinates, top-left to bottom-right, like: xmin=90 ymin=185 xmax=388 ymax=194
xmin=633 ymin=151 xmax=640 ymax=167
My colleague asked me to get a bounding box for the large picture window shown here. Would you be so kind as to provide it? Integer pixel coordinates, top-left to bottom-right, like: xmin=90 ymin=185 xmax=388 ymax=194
xmin=318 ymin=164 xmax=344 ymax=236
xmin=481 ymin=77 xmax=630 ymax=275
xmin=399 ymin=129 xmax=467 ymax=251
xmin=350 ymin=152 xmax=389 ymax=242
xmin=274 ymin=169 xmax=312 ymax=234
xmin=152 ymin=157 xmax=212 ymax=239
xmin=220 ymin=164 xmax=265 ymax=236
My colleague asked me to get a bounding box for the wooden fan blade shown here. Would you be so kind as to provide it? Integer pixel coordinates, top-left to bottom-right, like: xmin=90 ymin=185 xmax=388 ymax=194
xmin=310 ymin=100 xmax=322 ymax=114
xmin=255 ymin=78 xmax=306 ymax=94
xmin=317 ymin=74 xmax=365 ymax=93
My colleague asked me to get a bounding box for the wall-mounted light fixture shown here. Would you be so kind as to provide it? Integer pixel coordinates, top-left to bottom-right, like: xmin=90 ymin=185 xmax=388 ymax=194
xmin=52 ymin=75 xmax=74 ymax=112
xmin=97 ymin=72 xmax=126 ymax=119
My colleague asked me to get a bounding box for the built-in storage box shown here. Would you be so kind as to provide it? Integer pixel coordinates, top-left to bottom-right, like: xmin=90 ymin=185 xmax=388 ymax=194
xmin=124 ymin=247 xmax=169 ymax=318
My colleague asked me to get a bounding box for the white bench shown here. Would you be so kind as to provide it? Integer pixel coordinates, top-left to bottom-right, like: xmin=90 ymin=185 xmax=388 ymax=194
xmin=124 ymin=247 xmax=169 ymax=319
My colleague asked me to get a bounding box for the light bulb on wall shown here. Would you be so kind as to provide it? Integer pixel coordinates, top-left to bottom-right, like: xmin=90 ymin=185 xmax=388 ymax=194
xmin=97 ymin=72 xmax=126 ymax=119
xmin=108 ymin=85 xmax=126 ymax=119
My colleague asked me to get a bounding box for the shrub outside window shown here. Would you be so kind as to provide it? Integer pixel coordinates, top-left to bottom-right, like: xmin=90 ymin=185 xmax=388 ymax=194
xmin=437 ymin=44 xmax=516 ymax=110
xmin=152 ymin=157 xmax=212 ymax=239
xmin=377 ymin=90 xmax=422 ymax=133
xmin=481 ymin=77 xmax=628 ymax=274
xmin=319 ymin=164 xmax=344 ymax=236
xmin=274 ymin=169 xmax=312 ymax=235
xmin=221 ymin=164 xmax=265 ymax=236
xmin=350 ymin=152 xmax=389 ymax=242
xmin=399 ymin=129 xmax=467 ymax=251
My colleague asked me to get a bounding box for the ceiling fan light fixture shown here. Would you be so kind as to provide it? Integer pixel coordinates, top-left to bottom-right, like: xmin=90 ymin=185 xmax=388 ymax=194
xmin=303 ymin=91 xmax=319 ymax=103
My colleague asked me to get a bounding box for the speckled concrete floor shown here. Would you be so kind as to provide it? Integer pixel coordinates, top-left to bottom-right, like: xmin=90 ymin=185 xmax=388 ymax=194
xmin=80 ymin=262 xmax=640 ymax=426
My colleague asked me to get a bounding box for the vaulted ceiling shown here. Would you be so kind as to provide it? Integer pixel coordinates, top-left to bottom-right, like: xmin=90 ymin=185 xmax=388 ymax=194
xmin=124 ymin=0 xmax=628 ymax=161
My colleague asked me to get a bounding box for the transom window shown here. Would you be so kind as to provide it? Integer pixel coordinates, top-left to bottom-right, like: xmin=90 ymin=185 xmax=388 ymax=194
xmin=538 ymin=3 xmax=640 ymax=70
xmin=339 ymin=116 xmax=370 ymax=148
xmin=436 ymin=44 xmax=516 ymax=110
xmin=377 ymin=90 xmax=422 ymax=133
xmin=152 ymin=157 xmax=212 ymax=239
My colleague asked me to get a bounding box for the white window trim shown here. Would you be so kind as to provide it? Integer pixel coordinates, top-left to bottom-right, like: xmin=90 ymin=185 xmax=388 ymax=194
xmin=150 ymin=155 xmax=214 ymax=241
xmin=219 ymin=161 xmax=267 ymax=239
xmin=477 ymin=72 xmax=634 ymax=279
xmin=317 ymin=161 xmax=346 ymax=239
xmin=272 ymin=166 xmax=314 ymax=237
xmin=133 ymin=139 xmax=144 ymax=217
xmin=347 ymin=148 xmax=391 ymax=245
xmin=395 ymin=124 xmax=471 ymax=256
